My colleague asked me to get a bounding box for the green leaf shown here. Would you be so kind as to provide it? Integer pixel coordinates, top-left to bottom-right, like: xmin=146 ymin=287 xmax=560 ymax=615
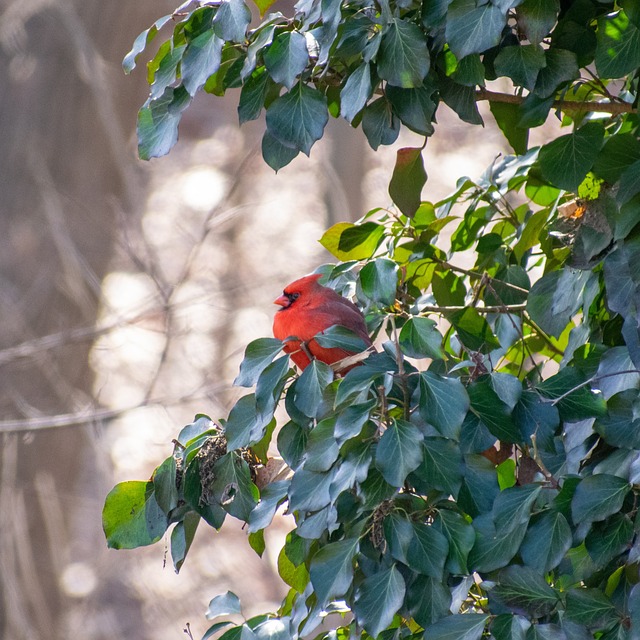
xmin=288 ymin=468 xmax=334 ymax=512
xmin=494 ymin=44 xmax=546 ymax=90
xmin=183 ymin=455 xmax=227 ymax=529
xmin=449 ymin=308 xmax=501 ymax=351
xmin=153 ymin=456 xmax=179 ymax=514
xmin=617 ymin=158 xmax=640 ymax=205
xmin=538 ymin=122 xmax=605 ymax=192
xmin=238 ymin=67 xmax=272 ymax=124
xmin=433 ymin=509 xmax=475 ymax=575
xmin=593 ymin=133 xmax=640 ymax=184
xmin=262 ymin=130 xmax=299 ymax=171
xmin=309 ymin=538 xmax=359 ymax=605
xmin=211 ymin=452 xmax=259 ymax=521
xmin=264 ymin=31 xmax=309 ymax=90
xmin=376 ymin=419 xmax=424 ymax=487
xmin=388 ymin=147 xmax=427 ymax=217
xmin=533 ymin=48 xmax=579 ymax=98
xmin=335 ymin=400 xmax=376 ymax=442
xmin=439 ymin=77 xmax=483 ymax=125
xmin=252 ymin=0 xmax=278 ymax=17
xmin=320 ymin=221 xmax=385 ymax=260
xmin=171 ymin=511 xmax=200 ymax=573
xmin=206 ymin=591 xmax=243 ymax=620
xmin=490 ymin=614 xmax=531 ymax=640
xmin=340 ymin=62 xmax=373 ymax=122
xmin=361 ymin=97 xmax=401 ymax=150
xmin=102 ymin=481 xmax=169 ymax=549
xmin=265 ymin=82 xmax=329 ymax=155
xmin=305 ymin=417 xmax=339 ymax=472
xmin=408 ymin=522 xmax=449 ymax=578
xmin=315 ymin=325 xmax=370 ymax=353
xmin=424 ymin=613 xmax=489 ymax=640
xmin=517 ymin=0 xmax=560 ymax=44
xmin=520 ymin=511 xmax=572 ymax=573
xmin=594 ymin=391 xmax=640 ymax=448
xmin=446 ymin=0 xmax=506 ymax=58
xmin=469 ymin=512 xmax=528 ymax=572
xmin=386 ymin=85 xmax=437 ymax=136
xmin=399 ymin=317 xmax=445 ymax=360
xmin=571 ymin=474 xmax=630 ymax=526
xmin=248 ymin=479 xmax=290 ymax=532
xmin=278 ymin=544 xmax=309 ymax=591
xmin=177 ymin=415 xmax=217 ymax=446
xmin=377 ymin=19 xmax=430 ymax=88
xmin=235 ymin=338 xmax=284 ymax=387
xmin=491 ymin=565 xmax=559 ymax=617
xmin=353 ymin=565 xmax=406 ymax=638
xmin=407 ymin=575 xmax=451 ymax=628
xmin=293 ymin=360 xmax=333 ymax=418
xmin=585 ymin=513 xmax=634 ymax=568
xmin=468 ymin=379 xmax=521 ymax=443
xmin=225 ymin=395 xmax=265 ymax=450
xmin=595 ymin=11 xmax=640 ymax=78
xmin=418 ymin=372 xmax=469 ymax=439
xmin=213 ymin=0 xmax=251 ymax=42
xmin=565 ymin=589 xmax=619 ymax=628
xmin=182 ymin=30 xmax=224 ymax=95
xmin=359 ymin=258 xmax=398 ymax=306
xmin=489 ymin=102 xmax=528 ymax=155
xmin=137 ymin=86 xmax=191 ymax=160
xmin=123 ymin=15 xmax=173 ymax=73
xmin=411 ymin=437 xmax=464 ymax=498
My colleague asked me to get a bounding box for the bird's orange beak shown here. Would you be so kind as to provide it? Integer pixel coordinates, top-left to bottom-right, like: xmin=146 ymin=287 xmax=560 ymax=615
xmin=274 ymin=294 xmax=290 ymax=308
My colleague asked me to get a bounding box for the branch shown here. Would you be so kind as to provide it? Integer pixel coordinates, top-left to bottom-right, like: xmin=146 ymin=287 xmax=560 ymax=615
xmin=476 ymin=88 xmax=635 ymax=115
xmin=420 ymin=303 xmax=527 ymax=314
xmin=548 ymin=369 xmax=640 ymax=406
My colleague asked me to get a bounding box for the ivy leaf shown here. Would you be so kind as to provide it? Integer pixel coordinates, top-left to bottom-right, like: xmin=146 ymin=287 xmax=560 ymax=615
xmin=446 ymin=0 xmax=506 ymax=59
xmin=340 ymin=62 xmax=373 ymax=123
xmin=520 ymin=511 xmax=572 ymax=573
xmin=595 ymin=11 xmax=640 ymax=78
xmin=315 ymin=325 xmax=370 ymax=353
xmin=264 ymin=31 xmax=309 ymax=90
xmin=305 ymin=418 xmax=340 ymax=472
xmin=182 ymin=31 xmax=224 ymax=95
xmin=377 ymin=19 xmax=430 ymax=88
xmin=491 ymin=565 xmax=559 ymax=617
xmin=238 ymin=67 xmax=273 ymax=124
xmin=206 ymin=591 xmax=243 ymax=620
xmin=153 ymin=456 xmax=179 ymax=515
xmin=593 ymin=133 xmax=640 ymax=184
xmin=261 ymin=130 xmax=299 ymax=171
xmin=353 ymin=565 xmax=406 ymax=638
xmin=137 ymin=86 xmax=191 ymax=160
xmin=102 ymin=481 xmax=169 ymax=549
xmin=439 ymin=77 xmax=483 ymax=125
xmin=235 ymin=338 xmax=284 ymax=387
xmin=309 ymin=537 xmax=360 ymax=605
xmin=408 ymin=522 xmax=449 ymax=578
xmin=248 ymin=479 xmax=290 ymax=532
xmin=375 ymin=419 xmax=424 ymax=487
xmin=266 ymin=83 xmax=329 ymax=155
xmin=123 ymin=15 xmax=173 ymax=73
xmin=183 ymin=455 xmax=228 ymax=529
xmin=418 ymin=372 xmax=469 ymax=439
xmin=494 ymin=44 xmax=546 ymax=90
xmin=388 ymin=147 xmax=427 ymax=217
xmin=571 ymin=474 xmax=630 ymax=526
xmin=424 ymin=613 xmax=489 ymax=640
xmin=386 ymin=85 xmax=437 ymax=136
xmin=433 ymin=509 xmax=475 ymax=575
xmin=411 ymin=437 xmax=464 ymax=498
xmin=533 ymin=48 xmax=579 ymax=98
xmin=293 ymin=360 xmax=334 ymax=418
xmin=399 ymin=317 xmax=445 ymax=360
xmin=538 ymin=122 xmax=605 ymax=192
xmin=171 ymin=511 xmax=200 ymax=573
xmin=213 ymin=0 xmax=251 ymax=42
xmin=449 ymin=308 xmax=501 ymax=351
xmin=565 ymin=589 xmax=619 ymax=628
xmin=359 ymin=258 xmax=398 ymax=306
xmin=407 ymin=575 xmax=451 ymax=628
xmin=320 ymin=221 xmax=385 ymax=260
xmin=516 ymin=0 xmax=560 ymax=44
xmin=211 ymin=453 xmax=259 ymax=521
xmin=361 ymin=97 xmax=401 ymax=150
xmin=489 ymin=102 xmax=528 ymax=155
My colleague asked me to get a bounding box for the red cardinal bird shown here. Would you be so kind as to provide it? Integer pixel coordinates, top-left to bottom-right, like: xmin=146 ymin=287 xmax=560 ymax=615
xmin=273 ymin=273 xmax=373 ymax=372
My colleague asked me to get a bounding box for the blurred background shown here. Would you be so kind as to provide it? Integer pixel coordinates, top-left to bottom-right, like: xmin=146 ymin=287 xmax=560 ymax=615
xmin=0 ymin=0 xmax=523 ymax=638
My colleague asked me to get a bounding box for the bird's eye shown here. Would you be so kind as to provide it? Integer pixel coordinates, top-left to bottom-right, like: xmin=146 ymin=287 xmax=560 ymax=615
xmin=289 ymin=292 xmax=300 ymax=301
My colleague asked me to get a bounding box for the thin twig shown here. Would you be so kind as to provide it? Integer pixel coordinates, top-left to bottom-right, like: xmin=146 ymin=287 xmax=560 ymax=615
xmin=548 ymin=369 xmax=640 ymax=406
xmin=420 ymin=303 xmax=527 ymax=314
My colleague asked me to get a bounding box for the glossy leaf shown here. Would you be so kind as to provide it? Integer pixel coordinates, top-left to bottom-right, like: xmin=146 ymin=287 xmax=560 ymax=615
xmin=388 ymin=147 xmax=427 ymax=217
xmin=424 ymin=613 xmax=489 ymax=640
xmin=264 ymin=31 xmax=309 ymax=90
xmin=376 ymin=419 xmax=424 ymax=487
xmin=309 ymin=538 xmax=359 ymax=605
xmin=377 ymin=19 xmax=430 ymax=88
xmin=399 ymin=317 xmax=445 ymax=360
xmin=571 ymin=474 xmax=630 ymax=526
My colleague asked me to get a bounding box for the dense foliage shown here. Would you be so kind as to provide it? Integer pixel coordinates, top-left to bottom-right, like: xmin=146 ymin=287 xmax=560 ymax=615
xmin=104 ymin=0 xmax=640 ymax=639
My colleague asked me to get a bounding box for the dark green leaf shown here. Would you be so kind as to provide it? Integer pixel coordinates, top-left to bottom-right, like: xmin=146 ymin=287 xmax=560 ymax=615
xmin=446 ymin=0 xmax=506 ymax=58
xmin=288 ymin=468 xmax=334 ymax=512
xmin=407 ymin=575 xmax=451 ymax=628
xmin=320 ymin=221 xmax=385 ymax=260
xmin=153 ymin=456 xmax=179 ymax=515
xmin=235 ymin=338 xmax=284 ymax=387
xmin=521 ymin=511 xmax=572 ymax=572
xmin=418 ymin=372 xmax=469 ymax=439
xmin=359 ymin=258 xmax=398 ymax=306
xmin=617 ymin=159 xmax=640 ymax=205
xmin=148 ymin=42 xmax=186 ymax=99
xmin=595 ymin=11 xmax=640 ymax=78
xmin=238 ymin=67 xmax=272 ymax=124
xmin=533 ymin=48 xmax=579 ymax=98
xmin=449 ymin=308 xmax=501 ymax=351
xmin=213 ymin=0 xmax=251 ymax=42
xmin=424 ymin=613 xmax=489 ymax=640
xmin=361 ymin=97 xmax=401 ymax=150
xmin=538 ymin=122 xmax=605 ymax=192
xmin=309 ymin=537 xmax=359 ymax=605
xmin=489 ymin=102 xmax=528 ymax=155
xmin=468 ymin=379 xmax=521 ymax=443
xmin=593 ymin=133 xmax=640 ymax=184
xmin=585 ymin=513 xmax=634 ymax=568
xmin=340 ymin=62 xmax=373 ymax=122
xmin=225 ymin=395 xmax=266 ymax=450
xmin=565 ymin=589 xmax=619 ymax=628
xmin=353 ymin=565 xmax=406 ymax=637
xmin=211 ymin=452 xmax=259 ymax=521
xmin=171 ymin=511 xmax=200 ymax=572
xmin=137 ymin=86 xmax=191 ymax=160
xmin=517 ymin=0 xmax=560 ymax=44
xmin=491 ymin=614 xmax=531 ymax=640
xmin=491 ymin=565 xmax=559 ymax=617
xmin=399 ymin=317 xmax=445 ymax=360
xmin=386 ymin=85 xmax=437 ymax=136
xmin=265 ymin=83 xmax=329 ymax=155
xmin=123 ymin=15 xmax=172 ymax=73
xmin=385 ymin=511 xmax=414 ymax=563
xmin=293 ymin=360 xmax=334 ymax=418
xmin=494 ymin=44 xmax=546 ymax=90
xmin=183 ymin=455 xmax=227 ymax=528
xmin=248 ymin=479 xmax=290 ymax=532
xmin=264 ymin=31 xmax=309 ymax=89
xmin=439 ymin=76 xmax=483 ymax=125
xmin=335 ymin=400 xmax=376 ymax=442
xmin=102 ymin=481 xmax=169 ymax=549
xmin=376 ymin=419 xmax=424 ymax=487
xmin=433 ymin=509 xmax=475 ymax=575
xmin=314 ymin=325 xmax=370 ymax=353
xmin=377 ymin=19 xmax=430 ymax=88
xmin=411 ymin=437 xmax=464 ymax=497
xmin=458 ymin=454 xmax=500 ymax=518
xmin=261 ymin=130 xmax=299 ymax=171
xmin=388 ymin=147 xmax=427 ymax=217
xmin=305 ymin=417 xmax=339 ymax=472
xmin=408 ymin=522 xmax=449 ymax=578
xmin=177 ymin=415 xmax=217 ymax=446
xmin=571 ymin=474 xmax=630 ymax=526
